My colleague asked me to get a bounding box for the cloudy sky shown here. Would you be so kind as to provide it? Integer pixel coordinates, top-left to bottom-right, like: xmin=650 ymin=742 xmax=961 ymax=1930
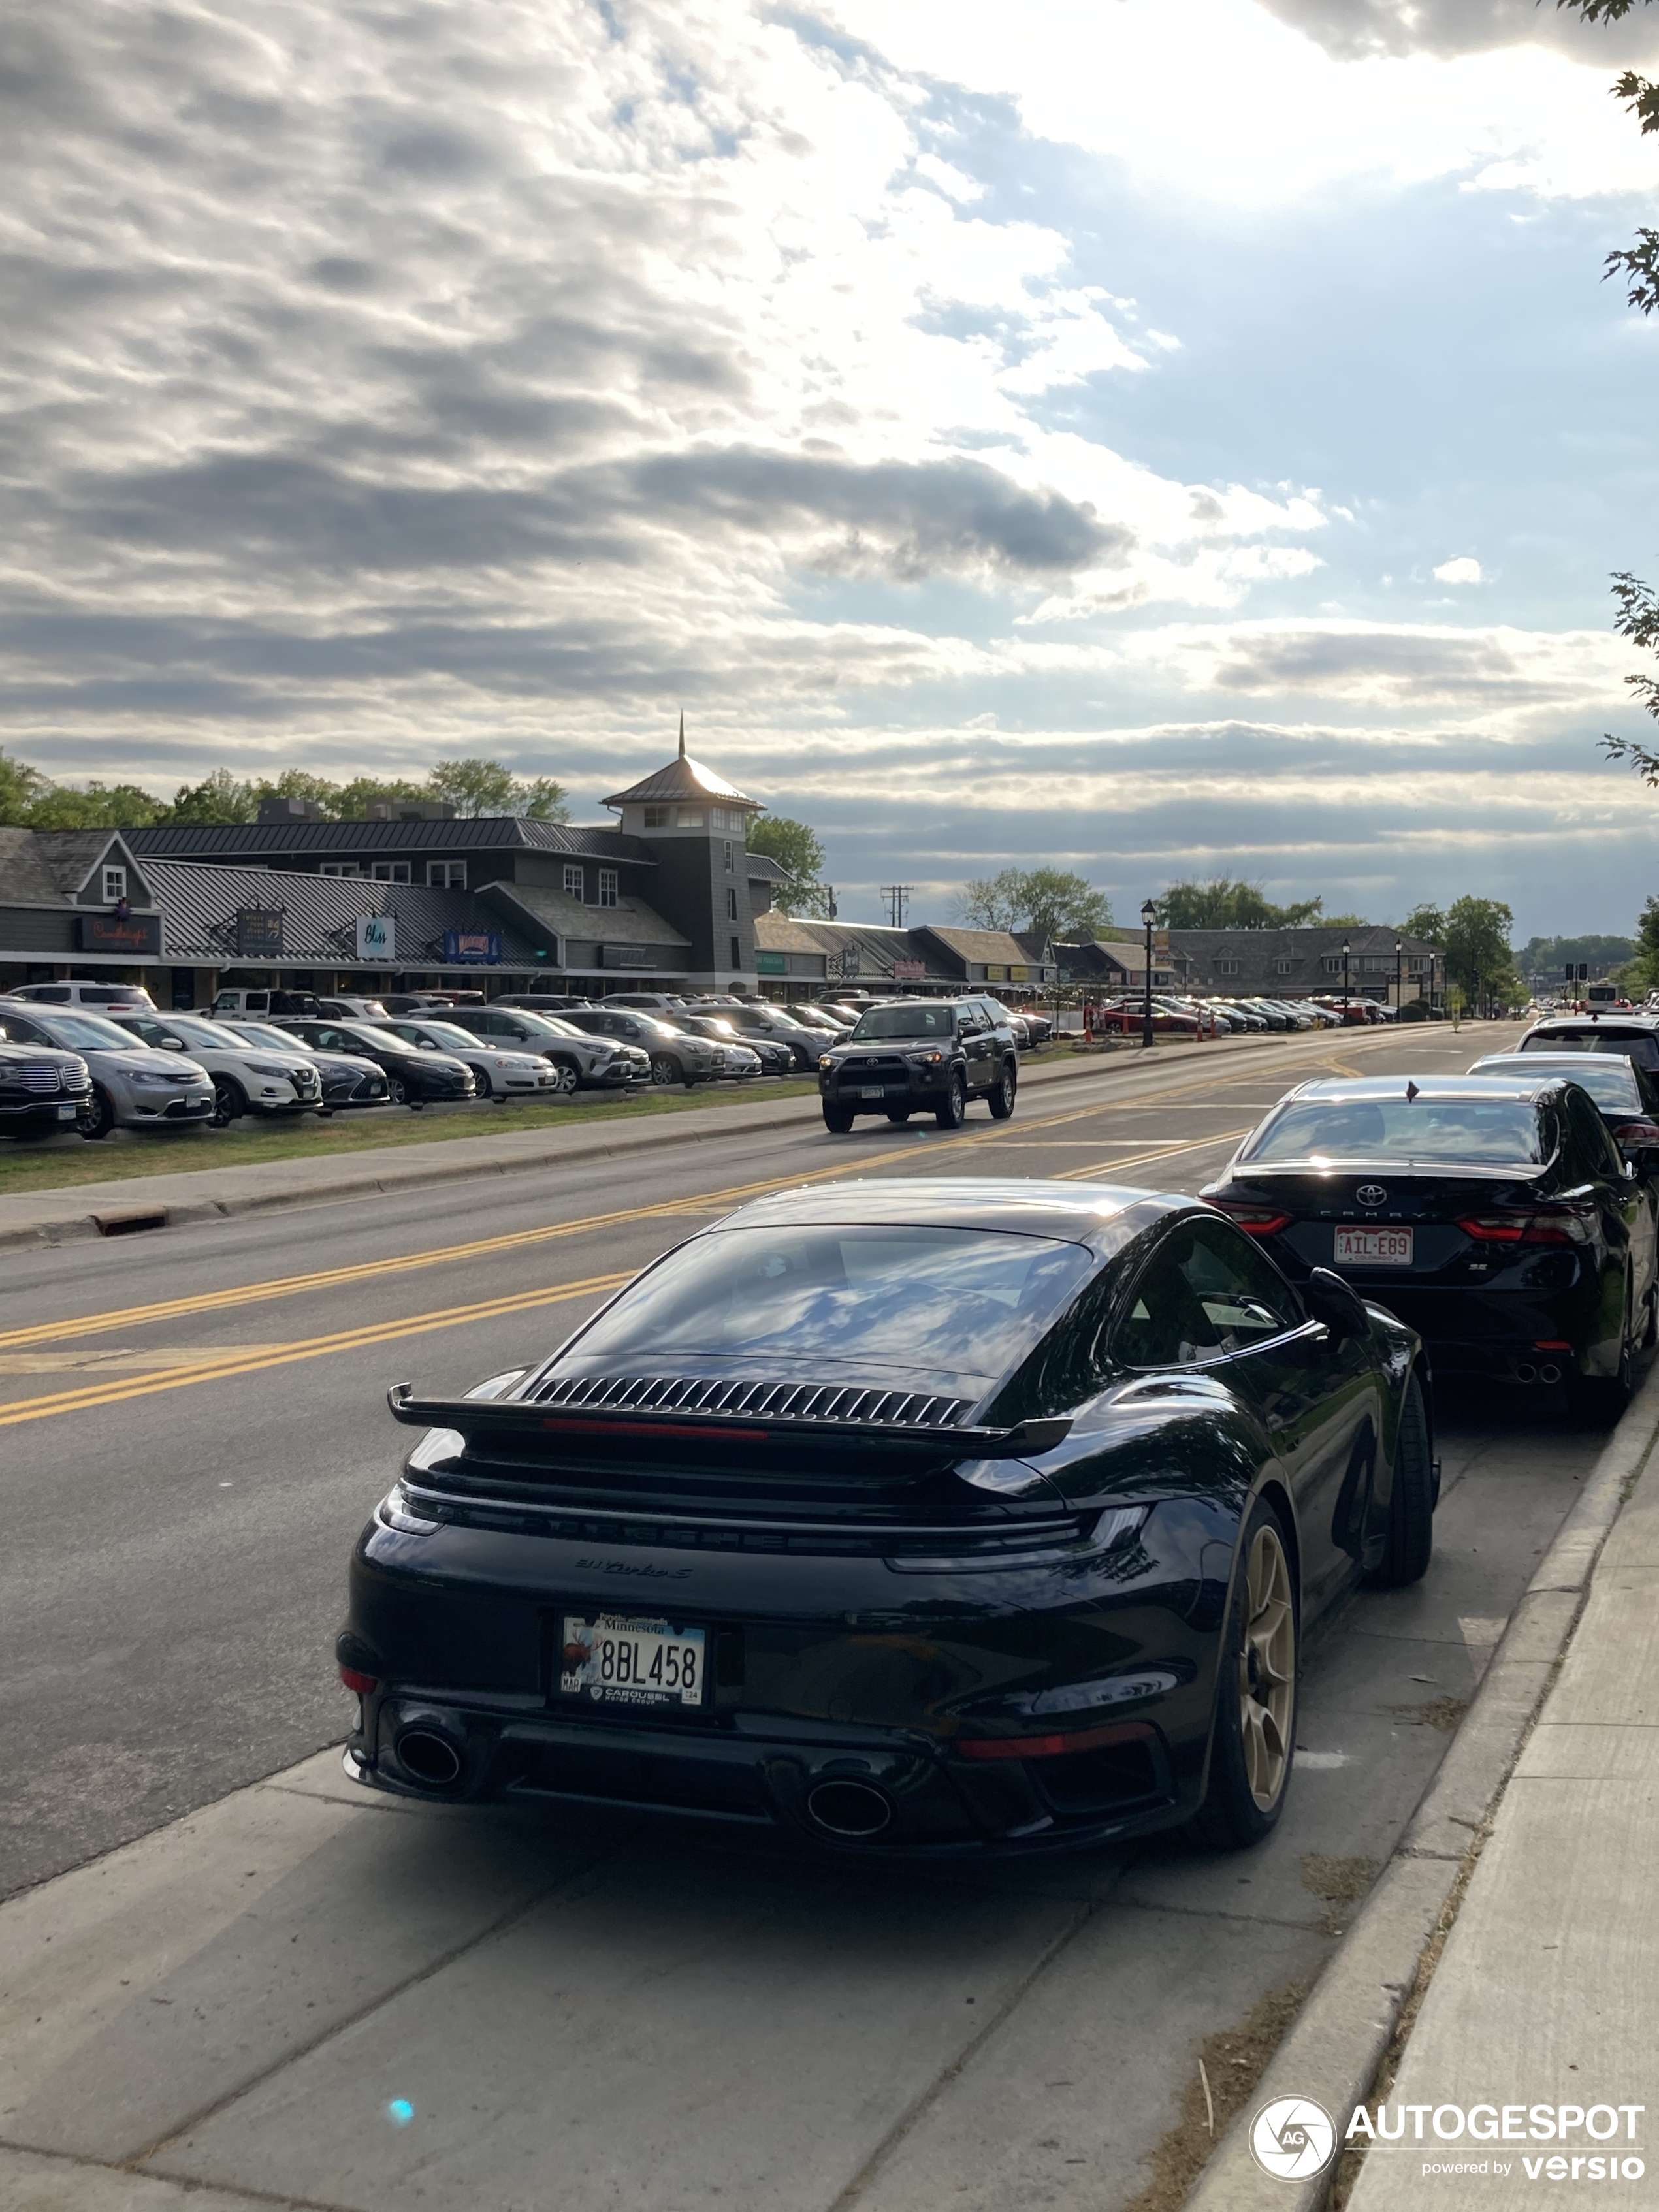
xmin=4 ymin=0 xmax=1658 ymax=933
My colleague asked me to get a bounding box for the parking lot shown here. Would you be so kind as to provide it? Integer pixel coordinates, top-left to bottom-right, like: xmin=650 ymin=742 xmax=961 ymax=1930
xmin=2 ymin=1013 xmax=1622 ymax=2212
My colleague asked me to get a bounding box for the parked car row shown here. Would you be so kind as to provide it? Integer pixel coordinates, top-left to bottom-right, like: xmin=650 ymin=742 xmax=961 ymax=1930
xmin=1203 ymin=1011 xmax=1659 ymax=1427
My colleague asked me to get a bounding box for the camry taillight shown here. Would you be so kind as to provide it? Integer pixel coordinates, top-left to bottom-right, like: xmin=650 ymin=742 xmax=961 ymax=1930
xmin=1456 ymin=1207 xmax=1595 ymax=1247
xmin=1207 ymin=1200 xmax=1291 ymax=1235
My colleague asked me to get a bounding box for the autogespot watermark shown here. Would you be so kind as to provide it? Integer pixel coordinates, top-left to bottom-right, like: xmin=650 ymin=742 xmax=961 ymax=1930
xmin=1247 ymin=2098 xmax=1646 ymax=2185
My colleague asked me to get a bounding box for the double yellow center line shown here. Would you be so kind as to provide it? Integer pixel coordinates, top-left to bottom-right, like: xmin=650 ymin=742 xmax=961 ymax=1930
xmin=0 ymin=1038 xmax=1369 ymax=1424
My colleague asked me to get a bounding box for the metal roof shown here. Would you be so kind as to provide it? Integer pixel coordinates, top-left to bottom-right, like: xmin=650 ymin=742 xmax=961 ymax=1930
xmin=142 ymin=859 xmax=543 ymax=967
xmin=124 ymin=818 xmax=653 ymax=863
xmin=604 ymin=752 xmax=760 ymax=810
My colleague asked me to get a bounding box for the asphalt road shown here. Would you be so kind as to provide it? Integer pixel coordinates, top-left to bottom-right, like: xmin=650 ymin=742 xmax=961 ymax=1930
xmin=5 ymin=1014 xmax=1628 ymax=2212
xmin=0 ymin=1016 xmax=1577 ymax=1899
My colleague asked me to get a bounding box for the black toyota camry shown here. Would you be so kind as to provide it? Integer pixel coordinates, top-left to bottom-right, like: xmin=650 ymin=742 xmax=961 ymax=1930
xmin=1204 ymin=1073 xmax=1654 ymax=1423
xmin=338 ymin=1180 xmax=1432 ymax=1856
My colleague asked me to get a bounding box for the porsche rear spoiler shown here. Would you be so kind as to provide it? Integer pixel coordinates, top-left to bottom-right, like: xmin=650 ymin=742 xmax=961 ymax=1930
xmin=386 ymin=1383 xmax=1071 ymax=1460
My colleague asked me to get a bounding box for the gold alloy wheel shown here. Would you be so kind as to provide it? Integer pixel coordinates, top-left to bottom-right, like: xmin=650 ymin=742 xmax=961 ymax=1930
xmin=1238 ymin=1524 xmax=1296 ymax=1810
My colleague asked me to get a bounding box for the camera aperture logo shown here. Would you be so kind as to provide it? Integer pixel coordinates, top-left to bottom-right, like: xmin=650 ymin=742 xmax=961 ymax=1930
xmin=1251 ymin=2097 xmax=1338 ymax=2181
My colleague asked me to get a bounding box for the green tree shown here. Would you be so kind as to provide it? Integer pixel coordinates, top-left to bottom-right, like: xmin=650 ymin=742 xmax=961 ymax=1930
xmin=428 ymin=758 xmax=570 ymax=820
xmin=331 ymin=775 xmax=427 ymax=818
xmin=1562 ymin=5 xmax=1659 ymax=789
xmin=747 ymin=814 xmax=830 ymax=917
xmin=957 ymin=867 xmax=1111 ymax=940
xmin=1420 ymin=895 xmax=1520 ymax=1012
xmin=0 ymin=746 xmax=52 ymax=824
xmin=26 ymin=780 xmax=166 ymax=828
xmin=1516 ymin=931 xmax=1637 ymax=983
xmin=1560 ymin=2 xmax=1659 ymax=313
xmin=1159 ymin=877 xmax=1325 ymax=929
xmin=168 ymin=769 xmax=259 ymax=823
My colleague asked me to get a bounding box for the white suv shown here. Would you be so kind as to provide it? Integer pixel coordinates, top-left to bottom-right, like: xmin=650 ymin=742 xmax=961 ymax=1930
xmin=107 ymin=1011 xmax=323 ymax=1127
xmin=11 ymin=979 xmax=158 ymax=1012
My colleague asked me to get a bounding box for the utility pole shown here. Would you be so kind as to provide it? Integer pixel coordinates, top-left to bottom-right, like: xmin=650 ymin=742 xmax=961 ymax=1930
xmin=1342 ymin=938 xmax=1351 ymax=1022
xmin=878 ymin=885 xmax=912 ymax=929
xmin=1394 ymin=937 xmax=1402 ymax=1017
xmin=1141 ymin=899 xmax=1157 ymax=1050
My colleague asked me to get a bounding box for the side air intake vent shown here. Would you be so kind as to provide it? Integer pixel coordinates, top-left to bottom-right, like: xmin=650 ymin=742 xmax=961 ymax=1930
xmin=528 ymin=1373 xmax=971 ymax=1429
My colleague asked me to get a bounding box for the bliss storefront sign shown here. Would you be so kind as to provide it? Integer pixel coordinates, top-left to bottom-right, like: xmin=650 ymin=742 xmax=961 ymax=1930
xmin=355 ymin=916 xmax=395 ymax=962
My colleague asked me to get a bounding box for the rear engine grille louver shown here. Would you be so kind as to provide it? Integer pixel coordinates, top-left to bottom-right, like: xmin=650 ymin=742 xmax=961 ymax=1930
xmin=528 ymin=1373 xmax=971 ymax=1430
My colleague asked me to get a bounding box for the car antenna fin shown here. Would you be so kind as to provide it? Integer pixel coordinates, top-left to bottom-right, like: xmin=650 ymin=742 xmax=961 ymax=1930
xmin=1404 ymin=1080 xmax=1420 ymax=1102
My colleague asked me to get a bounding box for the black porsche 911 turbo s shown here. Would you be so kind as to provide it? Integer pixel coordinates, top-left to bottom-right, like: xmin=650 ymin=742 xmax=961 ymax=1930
xmin=337 ymin=1179 xmax=1433 ymax=1857
xmin=1203 ymin=1073 xmax=1656 ymax=1424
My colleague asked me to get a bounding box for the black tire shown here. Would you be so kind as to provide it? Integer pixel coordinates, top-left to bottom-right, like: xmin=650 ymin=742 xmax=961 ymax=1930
xmin=1569 ymin=1306 xmax=1635 ymax=1430
xmin=822 ymin=1104 xmax=855 ymax=1134
xmin=1365 ymin=1373 xmax=1434 ymax=1588
xmin=209 ymin=1074 xmax=246 ymax=1129
xmin=1643 ymin=1285 xmax=1658 ymax=1353
xmin=549 ymin=1059 xmax=580 ymax=1095
xmin=468 ymin=1064 xmax=494 ymax=1100
xmin=650 ymin=1054 xmax=683 ymax=1089
xmin=935 ymin=1071 xmax=967 ymax=1130
xmin=886 ymin=1108 xmax=911 ymax=1124
xmin=988 ymin=1062 xmax=1017 ymax=1120
xmin=79 ymin=1084 xmax=116 ymax=1140
xmin=1191 ymin=1496 xmax=1298 ymax=1852
xmin=387 ymin=1076 xmax=410 ymax=1106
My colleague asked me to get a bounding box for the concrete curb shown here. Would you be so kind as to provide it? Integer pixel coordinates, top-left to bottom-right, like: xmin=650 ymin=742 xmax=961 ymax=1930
xmin=1182 ymin=1359 xmax=1659 ymax=2212
xmin=0 ymin=1031 xmax=1316 ymax=1255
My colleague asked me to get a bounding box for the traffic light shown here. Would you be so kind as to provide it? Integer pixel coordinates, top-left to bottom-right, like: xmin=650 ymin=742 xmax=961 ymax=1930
xmin=1579 ymin=964 xmax=1589 ymax=982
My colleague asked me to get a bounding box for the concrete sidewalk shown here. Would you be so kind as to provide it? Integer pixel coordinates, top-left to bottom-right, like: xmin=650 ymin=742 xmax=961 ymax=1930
xmin=1342 ymin=1414 xmax=1659 ymax=2207
xmin=0 ymin=1030 xmax=1313 ymax=1253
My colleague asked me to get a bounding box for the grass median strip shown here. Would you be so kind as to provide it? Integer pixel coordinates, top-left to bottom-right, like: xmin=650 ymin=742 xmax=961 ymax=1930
xmin=0 ymin=1078 xmax=823 ymax=1198
xmin=0 ymin=1268 xmax=634 ymax=1426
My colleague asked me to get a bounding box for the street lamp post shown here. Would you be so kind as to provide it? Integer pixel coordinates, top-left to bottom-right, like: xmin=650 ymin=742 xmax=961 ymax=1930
xmin=1342 ymin=938 xmax=1351 ymax=1021
xmin=1394 ymin=937 xmax=1402 ymax=1018
xmin=1141 ymin=899 xmax=1157 ymax=1050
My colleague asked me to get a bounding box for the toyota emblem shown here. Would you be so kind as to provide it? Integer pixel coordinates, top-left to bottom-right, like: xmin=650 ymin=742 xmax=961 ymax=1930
xmin=1355 ymin=1184 xmax=1387 ymax=1208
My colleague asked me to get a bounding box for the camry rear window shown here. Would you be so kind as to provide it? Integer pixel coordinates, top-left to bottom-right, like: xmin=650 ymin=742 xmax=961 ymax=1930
xmin=1242 ymin=1098 xmax=1547 ymax=1166
xmin=852 ymin=1005 xmax=953 ymax=1039
xmin=556 ymin=1226 xmax=1095 ymax=1390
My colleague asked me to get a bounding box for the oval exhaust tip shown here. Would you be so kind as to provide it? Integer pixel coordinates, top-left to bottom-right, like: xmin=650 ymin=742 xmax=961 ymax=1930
xmin=395 ymin=1727 xmax=463 ymax=1787
xmin=1515 ymin=1362 xmax=1537 ymax=1384
xmin=1539 ymin=1363 xmax=1562 ymax=1387
xmin=806 ymin=1778 xmax=894 ymax=1838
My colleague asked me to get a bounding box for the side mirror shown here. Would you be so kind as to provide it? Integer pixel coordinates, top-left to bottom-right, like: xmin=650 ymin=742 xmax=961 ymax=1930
xmin=1305 ymin=1265 xmax=1369 ymax=1343
xmin=162 ymin=1037 xmax=185 ymax=1051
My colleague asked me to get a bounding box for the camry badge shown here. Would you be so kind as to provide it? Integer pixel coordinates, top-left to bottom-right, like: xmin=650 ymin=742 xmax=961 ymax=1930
xmin=1355 ymin=1184 xmax=1388 ymax=1208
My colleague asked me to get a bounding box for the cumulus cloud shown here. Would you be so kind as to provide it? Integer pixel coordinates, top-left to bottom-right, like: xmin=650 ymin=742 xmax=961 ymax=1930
xmin=1432 ymin=556 xmax=1484 ymax=585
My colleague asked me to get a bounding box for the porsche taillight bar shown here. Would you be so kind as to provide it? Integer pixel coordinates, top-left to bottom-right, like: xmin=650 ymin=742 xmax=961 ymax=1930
xmin=385 ymin=1383 xmax=1072 ymax=1460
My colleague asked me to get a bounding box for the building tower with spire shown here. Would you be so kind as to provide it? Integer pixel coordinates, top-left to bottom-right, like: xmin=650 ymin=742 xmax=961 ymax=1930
xmin=604 ymin=719 xmax=765 ymax=991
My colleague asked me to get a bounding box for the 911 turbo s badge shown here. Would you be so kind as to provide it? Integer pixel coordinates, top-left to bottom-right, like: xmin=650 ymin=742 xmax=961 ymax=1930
xmin=1355 ymin=1185 xmax=1388 ymax=1208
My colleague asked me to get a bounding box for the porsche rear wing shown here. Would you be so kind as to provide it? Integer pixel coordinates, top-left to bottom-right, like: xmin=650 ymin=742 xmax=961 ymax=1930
xmin=386 ymin=1383 xmax=1071 ymax=1460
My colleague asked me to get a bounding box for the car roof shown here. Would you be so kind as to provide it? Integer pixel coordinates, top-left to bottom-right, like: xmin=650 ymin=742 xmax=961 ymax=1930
xmin=1285 ymin=1074 xmax=1564 ymax=1104
xmin=714 ymin=1177 xmax=1182 ymax=1245
xmin=1526 ymin=1016 xmax=1659 ymax=1035
xmin=1473 ymin=1051 xmax=1640 ymax=1076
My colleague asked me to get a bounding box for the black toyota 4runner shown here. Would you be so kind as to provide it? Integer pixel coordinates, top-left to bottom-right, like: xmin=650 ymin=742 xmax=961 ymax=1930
xmin=818 ymin=997 xmax=1018 ymax=1132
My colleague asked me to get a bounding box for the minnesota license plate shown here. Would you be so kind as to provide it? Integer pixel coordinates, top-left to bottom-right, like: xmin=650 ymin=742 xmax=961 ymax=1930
xmin=858 ymin=1086 xmax=886 ymax=1099
xmin=560 ymin=1614 xmax=707 ymax=1708
xmin=1334 ymin=1225 xmax=1413 ymax=1267
xmin=57 ymin=1102 xmax=78 ymax=1119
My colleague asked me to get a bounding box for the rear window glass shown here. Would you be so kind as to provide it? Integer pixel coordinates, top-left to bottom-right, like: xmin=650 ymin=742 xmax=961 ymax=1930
xmin=555 ymin=1226 xmax=1095 ymax=1392
xmin=1524 ymin=1028 xmax=1659 ymax=1068
xmin=1242 ymin=1098 xmax=1548 ymax=1166
xmin=1475 ymin=1058 xmax=1641 ymax=1113
xmin=852 ymin=1004 xmax=954 ymax=1040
